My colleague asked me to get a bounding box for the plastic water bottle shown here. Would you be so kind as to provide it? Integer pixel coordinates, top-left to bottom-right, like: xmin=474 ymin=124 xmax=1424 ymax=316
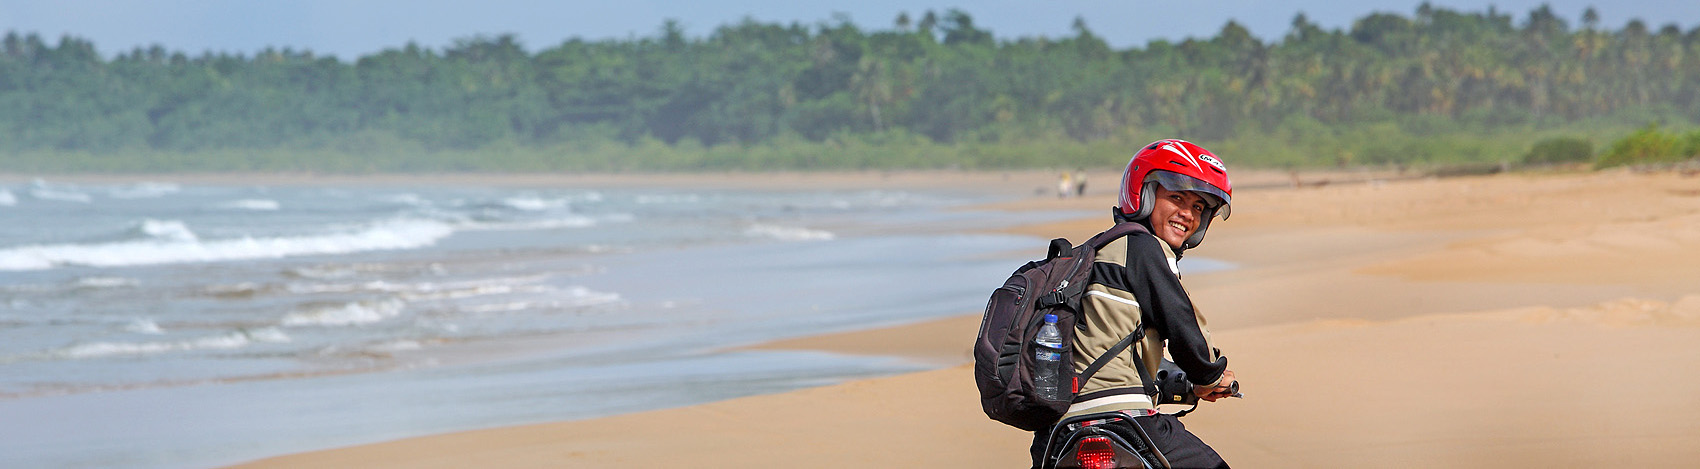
xmin=1034 ymin=314 xmax=1065 ymax=401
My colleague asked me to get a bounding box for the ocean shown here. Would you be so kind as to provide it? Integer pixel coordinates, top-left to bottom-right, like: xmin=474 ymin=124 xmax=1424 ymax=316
xmin=0 ymin=177 xmax=1094 ymax=468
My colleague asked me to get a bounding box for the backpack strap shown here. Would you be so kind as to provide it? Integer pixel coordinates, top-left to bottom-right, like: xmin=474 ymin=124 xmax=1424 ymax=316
xmin=1076 ymin=326 xmax=1139 ymax=386
xmin=1055 ymin=222 xmax=1149 ymax=312
xmin=1046 ymin=238 xmax=1073 ymax=260
xmin=1083 ymin=222 xmax=1148 ymax=250
xmin=1075 ymin=327 xmax=1157 ymax=398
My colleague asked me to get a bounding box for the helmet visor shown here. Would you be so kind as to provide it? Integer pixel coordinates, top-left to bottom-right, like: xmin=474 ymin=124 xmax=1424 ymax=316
xmin=1146 ymin=170 xmax=1232 ymax=219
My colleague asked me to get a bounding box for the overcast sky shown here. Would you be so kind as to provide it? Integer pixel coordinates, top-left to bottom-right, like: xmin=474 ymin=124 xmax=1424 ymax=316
xmin=3 ymin=1 xmax=1698 ymax=60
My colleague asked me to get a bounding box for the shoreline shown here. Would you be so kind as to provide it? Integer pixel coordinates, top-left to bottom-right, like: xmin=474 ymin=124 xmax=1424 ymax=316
xmin=227 ymin=169 xmax=1700 ymax=467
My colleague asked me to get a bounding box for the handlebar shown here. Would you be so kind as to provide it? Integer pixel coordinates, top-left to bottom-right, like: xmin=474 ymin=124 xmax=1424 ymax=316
xmin=1154 ymin=360 xmax=1243 ymax=405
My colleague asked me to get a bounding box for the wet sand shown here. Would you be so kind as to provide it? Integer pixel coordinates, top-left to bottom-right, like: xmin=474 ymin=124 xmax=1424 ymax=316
xmin=231 ymin=169 xmax=1700 ymax=468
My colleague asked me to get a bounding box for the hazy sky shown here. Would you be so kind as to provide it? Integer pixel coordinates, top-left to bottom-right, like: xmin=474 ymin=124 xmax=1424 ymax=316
xmin=3 ymin=1 xmax=1699 ymax=60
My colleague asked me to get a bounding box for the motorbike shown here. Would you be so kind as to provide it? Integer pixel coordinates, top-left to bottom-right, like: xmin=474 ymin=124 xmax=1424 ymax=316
xmin=1038 ymin=360 xmax=1241 ymax=469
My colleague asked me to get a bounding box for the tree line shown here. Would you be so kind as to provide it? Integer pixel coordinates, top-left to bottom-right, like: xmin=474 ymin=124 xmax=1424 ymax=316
xmin=2 ymin=5 xmax=1698 ymax=172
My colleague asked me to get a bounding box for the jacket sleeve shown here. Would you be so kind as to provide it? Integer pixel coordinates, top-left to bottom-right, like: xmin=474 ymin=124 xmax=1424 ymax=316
xmin=1120 ymin=235 xmax=1227 ymax=387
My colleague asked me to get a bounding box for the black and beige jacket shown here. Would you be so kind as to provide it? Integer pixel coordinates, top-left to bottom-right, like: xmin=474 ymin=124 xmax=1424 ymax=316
xmin=1066 ymin=231 xmax=1227 ymax=417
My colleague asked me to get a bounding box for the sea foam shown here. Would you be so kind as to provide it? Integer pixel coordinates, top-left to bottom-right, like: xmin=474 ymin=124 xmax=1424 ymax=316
xmin=73 ymin=276 xmax=140 ymax=289
xmin=216 ymin=199 xmax=282 ymax=211
xmin=281 ymin=298 xmax=406 ymax=327
xmin=107 ymin=182 xmax=181 ymax=199
xmin=135 ymin=219 xmax=199 ymax=242
xmin=462 ymin=215 xmax=600 ymax=231
xmin=27 ymin=187 xmax=91 ymax=203
xmin=744 ymin=224 xmax=836 ymax=241
xmin=499 ymin=196 xmax=569 ymax=211
xmin=380 ymin=193 xmax=429 ymax=206
xmin=0 ymin=218 xmax=456 ymax=271
xmin=635 ymin=193 xmax=702 ymax=205
xmin=556 ymin=285 xmax=623 ymax=307
xmin=50 ymin=327 xmax=290 ymax=359
xmin=125 ymin=318 xmax=164 ymax=334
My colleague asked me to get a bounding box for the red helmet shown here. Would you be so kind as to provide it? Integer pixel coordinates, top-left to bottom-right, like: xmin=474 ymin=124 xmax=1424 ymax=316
xmin=1117 ymin=139 xmax=1233 ymax=249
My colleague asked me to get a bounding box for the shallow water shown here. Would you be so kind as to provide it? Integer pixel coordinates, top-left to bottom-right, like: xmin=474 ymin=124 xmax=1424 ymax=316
xmin=0 ymin=178 xmax=1097 ymax=468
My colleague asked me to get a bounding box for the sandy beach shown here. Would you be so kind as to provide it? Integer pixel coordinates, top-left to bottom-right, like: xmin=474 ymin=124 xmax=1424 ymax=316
xmin=231 ymin=168 xmax=1700 ymax=468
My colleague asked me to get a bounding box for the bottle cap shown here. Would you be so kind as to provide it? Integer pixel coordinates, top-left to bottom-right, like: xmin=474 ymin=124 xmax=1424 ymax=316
xmin=1044 ymin=314 xmax=1057 ymax=323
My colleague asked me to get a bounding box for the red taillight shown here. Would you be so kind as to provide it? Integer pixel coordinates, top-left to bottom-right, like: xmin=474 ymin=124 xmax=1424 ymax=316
xmin=1075 ymin=436 xmax=1117 ymax=469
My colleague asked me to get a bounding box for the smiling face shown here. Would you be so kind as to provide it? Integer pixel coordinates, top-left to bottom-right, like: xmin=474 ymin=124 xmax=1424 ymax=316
xmin=1148 ymin=185 xmax=1209 ymax=250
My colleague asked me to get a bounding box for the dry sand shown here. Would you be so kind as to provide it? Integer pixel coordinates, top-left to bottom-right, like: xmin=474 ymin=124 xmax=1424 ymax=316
xmin=232 ymin=169 xmax=1700 ymax=468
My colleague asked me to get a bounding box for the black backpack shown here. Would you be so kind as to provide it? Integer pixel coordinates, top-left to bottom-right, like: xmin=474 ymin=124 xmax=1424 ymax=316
xmin=973 ymin=222 xmax=1149 ymax=431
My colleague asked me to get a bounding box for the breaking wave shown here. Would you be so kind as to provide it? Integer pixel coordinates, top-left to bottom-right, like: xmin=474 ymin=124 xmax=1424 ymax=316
xmin=107 ymin=182 xmax=182 ymax=199
xmin=125 ymin=318 xmax=165 ymax=335
xmin=0 ymin=218 xmax=456 ymax=271
xmin=380 ymin=193 xmax=429 ymax=206
xmin=462 ymin=216 xmax=601 ymax=231
xmin=27 ymin=187 xmax=91 ymax=203
xmin=48 ymin=327 xmax=291 ymax=359
xmin=635 ymin=193 xmax=702 ymax=205
xmin=499 ymin=196 xmax=569 ymax=211
xmin=133 ymin=219 xmax=199 ymax=242
xmin=73 ymin=276 xmax=140 ymax=289
xmin=281 ymin=298 xmax=406 ymax=327
xmin=216 ymin=199 xmax=281 ymax=211
xmin=744 ymin=224 xmax=835 ymax=241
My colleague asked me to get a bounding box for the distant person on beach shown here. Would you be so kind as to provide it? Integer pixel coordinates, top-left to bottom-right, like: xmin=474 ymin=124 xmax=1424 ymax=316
xmin=1057 ymin=172 xmax=1074 ymax=198
xmin=1031 ymin=139 xmax=1239 ymax=469
xmin=1073 ymin=170 xmax=1088 ymax=197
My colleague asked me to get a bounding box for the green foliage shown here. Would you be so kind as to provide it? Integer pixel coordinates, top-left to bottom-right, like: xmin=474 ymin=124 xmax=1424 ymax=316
xmin=1595 ymin=125 xmax=1698 ymax=168
xmin=4 ymin=6 xmax=1700 ymax=173
xmin=1524 ymin=137 xmax=1593 ymax=164
xmin=1683 ymin=131 xmax=1700 ymax=160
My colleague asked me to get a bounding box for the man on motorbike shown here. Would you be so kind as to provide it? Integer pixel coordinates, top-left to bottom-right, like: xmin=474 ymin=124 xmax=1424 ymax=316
xmin=1031 ymin=139 xmax=1240 ymax=469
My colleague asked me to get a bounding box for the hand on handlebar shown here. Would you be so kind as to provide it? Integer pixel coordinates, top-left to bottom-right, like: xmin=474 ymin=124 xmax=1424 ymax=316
xmin=1192 ymin=370 xmax=1239 ymax=402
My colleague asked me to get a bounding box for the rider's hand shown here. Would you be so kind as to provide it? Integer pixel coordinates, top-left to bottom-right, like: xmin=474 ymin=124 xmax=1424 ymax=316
xmin=1192 ymin=370 xmax=1237 ymax=402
